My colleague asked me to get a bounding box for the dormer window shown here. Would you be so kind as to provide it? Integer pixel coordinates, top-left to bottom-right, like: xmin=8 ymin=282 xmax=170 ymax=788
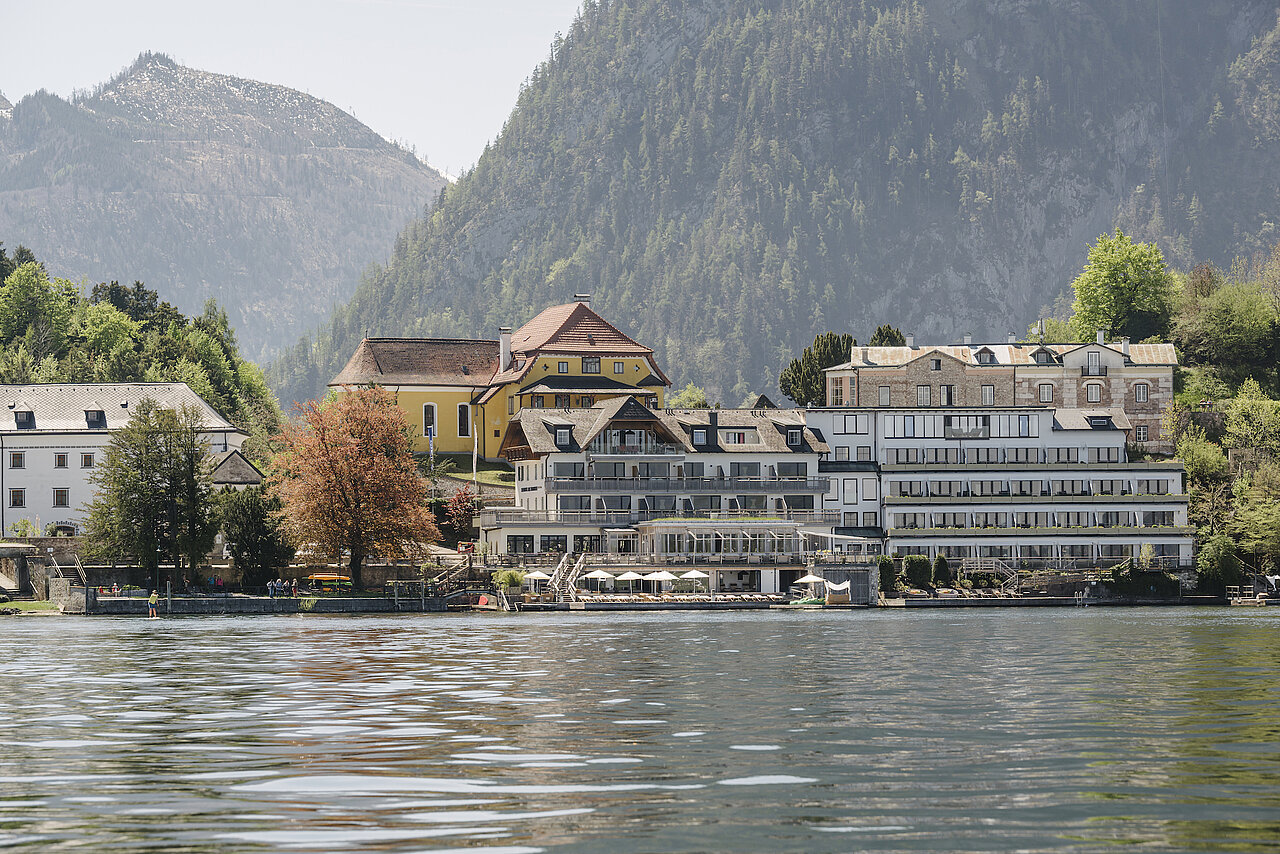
xmin=86 ymin=410 xmax=106 ymax=429
xmin=692 ymin=428 xmax=708 ymax=445
xmin=787 ymin=428 xmax=802 ymax=446
xmin=1034 ymin=350 xmax=1054 ymax=365
xmin=555 ymin=427 xmax=571 ymax=447
xmin=14 ymin=410 xmax=33 ymax=430
xmin=976 ymin=349 xmax=996 ymax=365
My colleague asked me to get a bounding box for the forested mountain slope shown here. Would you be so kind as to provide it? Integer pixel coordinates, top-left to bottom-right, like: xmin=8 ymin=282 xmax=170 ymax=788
xmin=270 ymin=0 xmax=1280 ymax=407
xmin=0 ymin=54 xmax=446 ymax=362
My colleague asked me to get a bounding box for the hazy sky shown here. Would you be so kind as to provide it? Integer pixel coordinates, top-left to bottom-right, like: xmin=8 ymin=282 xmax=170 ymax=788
xmin=1 ymin=0 xmax=584 ymax=176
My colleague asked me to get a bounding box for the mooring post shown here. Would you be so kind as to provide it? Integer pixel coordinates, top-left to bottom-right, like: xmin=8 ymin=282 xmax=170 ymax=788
xmin=166 ymin=580 xmax=172 ymax=615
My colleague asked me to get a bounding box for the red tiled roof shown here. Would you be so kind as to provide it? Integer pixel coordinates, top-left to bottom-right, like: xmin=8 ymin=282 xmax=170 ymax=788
xmin=330 ymin=338 xmax=500 ymax=387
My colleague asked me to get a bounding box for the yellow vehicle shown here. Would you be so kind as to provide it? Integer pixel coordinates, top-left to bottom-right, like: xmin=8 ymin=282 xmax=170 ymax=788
xmin=306 ymin=574 xmax=353 ymax=595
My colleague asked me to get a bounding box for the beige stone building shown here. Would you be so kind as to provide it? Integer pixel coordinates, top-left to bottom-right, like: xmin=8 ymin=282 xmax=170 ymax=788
xmin=823 ymin=333 xmax=1177 ymax=452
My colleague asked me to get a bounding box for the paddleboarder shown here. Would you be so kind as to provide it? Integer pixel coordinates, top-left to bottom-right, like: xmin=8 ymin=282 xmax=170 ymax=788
xmin=147 ymin=589 xmax=159 ymax=619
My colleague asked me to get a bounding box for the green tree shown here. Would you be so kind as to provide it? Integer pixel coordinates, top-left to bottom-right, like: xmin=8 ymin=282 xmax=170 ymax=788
xmin=1196 ymin=534 xmax=1244 ymax=594
xmin=1070 ymin=230 xmax=1174 ymax=340
xmin=779 ymin=332 xmax=853 ymax=407
xmin=0 ymin=262 xmax=75 ymax=355
xmin=903 ymin=554 xmax=933 ymax=588
xmin=868 ymin=324 xmax=906 ymax=347
xmin=1229 ymin=463 xmax=1280 ymax=573
xmin=932 ymin=554 xmax=952 ymax=586
xmin=1224 ymin=379 xmax=1280 ymax=463
xmin=83 ymin=399 xmax=217 ymax=589
xmin=220 ymin=486 xmax=295 ymax=588
xmin=668 ymin=382 xmax=710 ymax=408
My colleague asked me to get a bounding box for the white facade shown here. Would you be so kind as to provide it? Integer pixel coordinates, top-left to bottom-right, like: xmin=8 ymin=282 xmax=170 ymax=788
xmin=806 ymin=406 xmax=1193 ymax=568
xmin=0 ymin=383 xmax=244 ymax=536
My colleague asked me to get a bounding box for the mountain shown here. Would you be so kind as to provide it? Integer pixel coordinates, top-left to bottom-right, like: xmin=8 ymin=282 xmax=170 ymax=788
xmin=268 ymin=0 xmax=1280 ymax=408
xmin=0 ymin=53 xmax=446 ymax=362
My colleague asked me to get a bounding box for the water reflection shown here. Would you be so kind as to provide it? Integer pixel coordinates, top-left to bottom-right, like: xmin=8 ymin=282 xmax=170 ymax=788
xmin=0 ymin=609 xmax=1277 ymax=851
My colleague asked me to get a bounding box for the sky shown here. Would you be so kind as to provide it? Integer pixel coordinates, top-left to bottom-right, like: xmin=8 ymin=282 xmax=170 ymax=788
xmin=0 ymin=0 xmax=585 ymax=176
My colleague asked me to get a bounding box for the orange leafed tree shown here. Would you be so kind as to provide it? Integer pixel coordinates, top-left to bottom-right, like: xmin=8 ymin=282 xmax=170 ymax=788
xmin=270 ymin=385 xmax=439 ymax=589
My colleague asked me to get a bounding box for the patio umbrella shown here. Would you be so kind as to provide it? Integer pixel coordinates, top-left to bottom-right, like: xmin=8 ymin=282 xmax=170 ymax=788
xmin=583 ymin=568 xmax=613 ymax=593
xmin=523 ymin=569 xmax=551 ymax=595
xmin=679 ymin=568 xmax=710 ymax=594
xmin=795 ymin=571 xmax=825 ymax=599
xmin=646 ymin=569 xmax=679 ymax=594
xmin=615 ymin=570 xmax=644 ymax=594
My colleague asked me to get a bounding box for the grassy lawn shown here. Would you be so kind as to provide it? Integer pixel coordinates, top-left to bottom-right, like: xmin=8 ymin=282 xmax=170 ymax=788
xmin=430 ymin=454 xmax=515 ymax=488
xmin=4 ymin=600 xmax=57 ymax=612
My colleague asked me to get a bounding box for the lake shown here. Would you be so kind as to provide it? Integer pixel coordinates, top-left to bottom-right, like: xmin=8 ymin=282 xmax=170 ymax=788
xmin=1 ymin=609 xmax=1278 ymax=852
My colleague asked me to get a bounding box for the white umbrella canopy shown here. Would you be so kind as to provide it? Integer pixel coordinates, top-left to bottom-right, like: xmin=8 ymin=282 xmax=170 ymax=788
xmin=796 ymin=573 xmax=826 ymax=584
xmin=679 ymin=569 xmax=709 ymax=579
xmin=523 ymin=570 xmax=552 ymax=580
xmin=583 ymin=569 xmax=615 ymax=580
xmin=615 ymin=571 xmax=645 ymax=581
xmin=646 ymin=570 xmax=680 ymax=582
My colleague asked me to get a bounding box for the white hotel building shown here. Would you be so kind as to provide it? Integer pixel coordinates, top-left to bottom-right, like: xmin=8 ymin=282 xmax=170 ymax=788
xmin=807 ymin=405 xmax=1193 ymax=568
xmin=0 ymin=384 xmax=246 ymax=536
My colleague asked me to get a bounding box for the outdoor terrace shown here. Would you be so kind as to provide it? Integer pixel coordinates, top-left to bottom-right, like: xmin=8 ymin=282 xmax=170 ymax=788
xmin=478 ymin=508 xmax=841 ymax=528
xmin=544 ymin=476 xmax=830 ymax=493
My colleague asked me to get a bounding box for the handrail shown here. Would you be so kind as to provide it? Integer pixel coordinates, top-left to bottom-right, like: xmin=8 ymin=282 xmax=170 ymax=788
xmin=479 ymin=508 xmax=842 ymax=526
xmin=544 ymin=476 xmax=830 ymax=493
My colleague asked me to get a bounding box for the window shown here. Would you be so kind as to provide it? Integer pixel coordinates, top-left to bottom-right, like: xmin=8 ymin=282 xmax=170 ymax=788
xmin=982 ymin=385 xmax=995 ymax=406
xmin=81 ymin=453 xmax=94 ymax=468
xmin=778 ymin=461 xmax=808 ymax=477
xmin=9 ymin=452 xmax=23 ymax=469
xmin=54 ymin=453 xmax=68 ymax=468
xmin=939 ymin=385 xmax=956 ymax=406
xmin=53 ymin=488 xmax=69 ymax=508
xmin=554 ymin=462 xmax=584 ymax=477
xmin=862 ymin=511 xmax=878 ymax=527
xmin=692 ymin=428 xmax=707 ymax=445
xmin=1135 ymin=425 xmax=1149 ymax=442
xmin=508 ymin=396 xmax=515 ymax=415
xmin=1087 ymin=384 xmax=1102 ymax=403
xmin=930 ymin=358 xmax=942 ymax=371
xmin=8 ymin=488 xmax=24 ymax=508
xmin=1018 ymin=415 xmax=1030 ymax=437
xmin=835 ymin=446 xmax=850 ymax=461
xmin=842 ymin=479 xmax=857 ymax=503
xmin=1135 ymin=383 xmax=1149 ymax=403
xmin=533 ymin=395 xmax=545 ymax=408
xmin=829 ymin=379 xmax=844 ymax=406
xmin=14 ymin=410 xmax=33 ymax=429
xmin=722 ymin=431 xmax=748 ymax=444
xmin=1087 ymin=351 xmax=1100 ymax=373
xmin=614 ymin=361 xmax=625 ymax=374
xmin=555 ymin=427 xmax=571 ymax=447
xmin=787 ymin=428 xmax=802 ymax=446
xmin=582 ymin=357 xmax=600 ymax=374
xmin=917 ymin=385 xmax=931 ymax=407
xmin=422 ymin=404 xmax=437 ymax=438
xmin=1034 ymin=350 xmax=1054 ymax=365
xmin=903 ymin=415 xmax=915 ymax=438
xmin=878 ymin=386 xmax=890 ymax=407
xmin=559 ymin=495 xmax=591 ymax=511
xmin=857 ymin=445 xmax=872 ymax=461
xmin=581 ymin=396 xmax=594 ymax=407
xmin=457 ymin=404 xmax=471 ymax=438
xmin=85 ymin=409 xmax=106 ymax=428
xmin=558 ymin=361 xmax=569 ymax=373
xmin=1039 ymin=383 xmax=1053 ymax=403
xmin=977 ymin=350 xmax=996 ymax=365
xmin=554 ymin=394 xmax=570 ymax=408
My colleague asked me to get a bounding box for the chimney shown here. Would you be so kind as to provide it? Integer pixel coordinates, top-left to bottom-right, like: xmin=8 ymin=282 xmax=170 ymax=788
xmin=905 ymin=332 xmax=915 ymax=348
xmin=962 ymin=333 xmax=972 ymax=346
xmin=573 ymin=293 xmax=591 ymax=308
xmin=1096 ymin=329 xmax=1105 ymax=345
xmin=498 ymin=327 xmax=512 ymax=373
xmin=1007 ymin=332 xmax=1016 ymax=344
xmin=1122 ymin=336 xmax=1130 ymax=358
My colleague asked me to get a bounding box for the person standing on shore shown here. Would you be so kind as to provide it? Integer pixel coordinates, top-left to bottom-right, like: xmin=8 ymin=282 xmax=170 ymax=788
xmin=147 ymin=589 xmax=158 ymax=618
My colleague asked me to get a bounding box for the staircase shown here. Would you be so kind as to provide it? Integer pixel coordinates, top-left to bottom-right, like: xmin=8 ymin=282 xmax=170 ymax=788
xmin=959 ymin=557 xmax=1019 ymax=593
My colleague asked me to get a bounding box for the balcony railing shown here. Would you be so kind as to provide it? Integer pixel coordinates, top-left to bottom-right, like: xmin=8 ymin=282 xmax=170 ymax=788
xmin=479 ymin=508 xmax=842 ymax=527
xmin=587 ymin=439 xmax=685 ymax=455
xmin=544 ymin=476 xmax=830 ymax=493
xmin=1081 ymin=365 xmax=1109 ymax=377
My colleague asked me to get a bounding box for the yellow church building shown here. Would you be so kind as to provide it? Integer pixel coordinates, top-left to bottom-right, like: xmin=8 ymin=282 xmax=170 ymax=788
xmin=329 ymin=295 xmax=671 ymax=459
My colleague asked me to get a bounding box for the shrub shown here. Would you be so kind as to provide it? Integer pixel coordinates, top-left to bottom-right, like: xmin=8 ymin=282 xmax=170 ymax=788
xmin=933 ymin=554 xmax=952 ymax=586
xmin=1196 ymin=534 xmax=1244 ymax=594
xmin=904 ymin=555 xmax=933 ymax=588
xmin=492 ymin=569 xmax=525 ymax=589
xmin=876 ymin=555 xmax=898 ymax=592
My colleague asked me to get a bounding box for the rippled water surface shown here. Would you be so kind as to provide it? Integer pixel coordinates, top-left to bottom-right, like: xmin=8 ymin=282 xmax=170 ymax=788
xmin=2 ymin=609 xmax=1279 ymax=852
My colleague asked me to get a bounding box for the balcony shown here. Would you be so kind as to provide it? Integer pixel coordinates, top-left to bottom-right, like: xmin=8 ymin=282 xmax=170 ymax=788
xmin=1081 ymin=365 xmax=1109 ymax=377
xmin=587 ymin=439 xmax=685 ymax=455
xmin=478 ymin=508 xmax=842 ymax=528
xmin=544 ymin=476 xmax=830 ymax=493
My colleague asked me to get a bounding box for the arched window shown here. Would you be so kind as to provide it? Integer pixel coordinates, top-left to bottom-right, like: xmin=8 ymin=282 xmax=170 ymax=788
xmin=1134 ymin=383 xmax=1149 ymax=403
xmin=423 ymin=403 xmax=437 ymax=438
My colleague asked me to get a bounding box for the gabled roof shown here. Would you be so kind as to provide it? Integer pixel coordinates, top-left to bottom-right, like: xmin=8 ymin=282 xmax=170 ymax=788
xmin=330 ymin=338 xmax=500 ymax=387
xmin=211 ymin=450 xmax=264 ymax=486
xmin=1052 ymin=408 xmax=1133 ymax=431
xmin=0 ymin=383 xmax=237 ymax=433
xmin=825 ymin=341 xmax=1178 ymax=370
